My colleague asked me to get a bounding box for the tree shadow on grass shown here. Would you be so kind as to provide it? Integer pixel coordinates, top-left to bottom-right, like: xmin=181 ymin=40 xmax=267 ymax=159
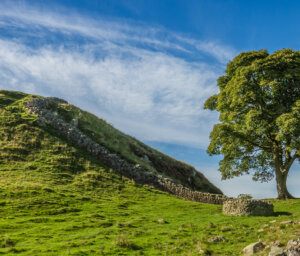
xmin=274 ymin=211 xmax=292 ymax=216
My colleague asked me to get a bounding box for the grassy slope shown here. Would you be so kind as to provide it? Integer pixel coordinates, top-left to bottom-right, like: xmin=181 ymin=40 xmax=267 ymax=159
xmin=52 ymin=95 xmax=220 ymax=193
xmin=0 ymin=90 xmax=300 ymax=255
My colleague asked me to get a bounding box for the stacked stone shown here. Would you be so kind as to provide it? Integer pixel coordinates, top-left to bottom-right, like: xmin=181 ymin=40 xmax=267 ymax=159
xmin=25 ymin=97 xmax=227 ymax=205
xmin=223 ymin=199 xmax=274 ymax=216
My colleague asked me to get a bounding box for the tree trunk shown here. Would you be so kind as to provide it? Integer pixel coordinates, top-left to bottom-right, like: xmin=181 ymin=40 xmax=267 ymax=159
xmin=276 ymin=169 xmax=294 ymax=199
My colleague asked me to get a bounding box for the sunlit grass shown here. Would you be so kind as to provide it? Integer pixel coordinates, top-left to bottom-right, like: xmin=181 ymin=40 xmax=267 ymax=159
xmin=0 ymin=90 xmax=299 ymax=255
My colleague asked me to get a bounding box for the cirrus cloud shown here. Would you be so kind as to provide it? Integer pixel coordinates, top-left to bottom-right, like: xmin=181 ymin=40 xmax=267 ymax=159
xmin=0 ymin=2 xmax=236 ymax=148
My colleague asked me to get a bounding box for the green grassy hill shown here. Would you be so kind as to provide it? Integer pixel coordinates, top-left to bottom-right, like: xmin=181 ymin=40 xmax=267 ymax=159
xmin=0 ymin=90 xmax=299 ymax=255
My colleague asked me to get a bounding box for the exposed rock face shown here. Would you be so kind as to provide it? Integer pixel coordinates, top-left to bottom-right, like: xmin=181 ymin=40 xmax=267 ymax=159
xmin=25 ymin=97 xmax=227 ymax=205
xmin=223 ymin=199 xmax=274 ymax=216
xmin=243 ymin=241 xmax=265 ymax=255
xmin=268 ymin=246 xmax=285 ymax=256
xmin=286 ymin=238 xmax=300 ymax=256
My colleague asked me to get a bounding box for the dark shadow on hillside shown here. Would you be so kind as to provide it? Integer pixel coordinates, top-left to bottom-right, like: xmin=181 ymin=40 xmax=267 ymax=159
xmin=274 ymin=211 xmax=292 ymax=216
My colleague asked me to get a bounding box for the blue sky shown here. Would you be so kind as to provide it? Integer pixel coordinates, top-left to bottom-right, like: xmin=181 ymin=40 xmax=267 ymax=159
xmin=0 ymin=0 xmax=299 ymax=198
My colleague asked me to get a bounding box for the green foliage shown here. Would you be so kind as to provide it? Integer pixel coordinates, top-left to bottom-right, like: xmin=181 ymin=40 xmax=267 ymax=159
xmin=237 ymin=194 xmax=253 ymax=200
xmin=204 ymin=49 xmax=300 ymax=194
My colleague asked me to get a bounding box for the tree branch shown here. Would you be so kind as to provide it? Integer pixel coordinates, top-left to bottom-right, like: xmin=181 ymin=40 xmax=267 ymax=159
xmin=284 ymin=152 xmax=299 ymax=172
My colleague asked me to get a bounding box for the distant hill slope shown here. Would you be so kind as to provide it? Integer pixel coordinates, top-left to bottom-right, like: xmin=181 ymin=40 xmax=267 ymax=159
xmin=0 ymin=90 xmax=222 ymax=195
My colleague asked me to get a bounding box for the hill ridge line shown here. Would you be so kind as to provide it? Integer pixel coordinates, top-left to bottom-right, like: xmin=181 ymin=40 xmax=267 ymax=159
xmin=25 ymin=97 xmax=229 ymax=204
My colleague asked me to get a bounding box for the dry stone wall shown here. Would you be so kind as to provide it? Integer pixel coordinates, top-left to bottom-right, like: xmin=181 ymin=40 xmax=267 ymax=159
xmin=25 ymin=97 xmax=229 ymax=205
xmin=223 ymin=199 xmax=274 ymax=216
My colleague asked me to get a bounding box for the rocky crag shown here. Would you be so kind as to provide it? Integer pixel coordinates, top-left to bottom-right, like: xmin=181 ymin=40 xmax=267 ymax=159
xmin=25 ymin=97 xmax=228 ymax=205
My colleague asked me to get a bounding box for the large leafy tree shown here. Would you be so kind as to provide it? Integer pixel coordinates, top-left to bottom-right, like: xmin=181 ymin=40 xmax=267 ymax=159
xmin=204 ymin=49 xmax=300 ymax=199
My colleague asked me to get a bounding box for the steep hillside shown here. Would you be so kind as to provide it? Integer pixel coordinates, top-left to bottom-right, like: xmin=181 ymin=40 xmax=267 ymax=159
xmin=0 ymin=90 xmax=221 ymax=195
xmin=0 ymin=90 xmax=300 ymax=255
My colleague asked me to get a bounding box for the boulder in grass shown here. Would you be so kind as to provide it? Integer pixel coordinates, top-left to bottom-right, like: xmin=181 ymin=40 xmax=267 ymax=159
xmin=268 ymin=246 xmax=285 ymax=256
xmin=243 ymin=241 xmax=265 ymax=255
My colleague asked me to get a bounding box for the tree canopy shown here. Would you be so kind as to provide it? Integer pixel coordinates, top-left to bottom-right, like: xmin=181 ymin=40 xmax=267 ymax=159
xmin=204 ymin=49 xmax=300 ymax=199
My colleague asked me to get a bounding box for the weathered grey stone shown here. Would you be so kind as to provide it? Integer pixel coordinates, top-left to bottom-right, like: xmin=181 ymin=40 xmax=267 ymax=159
xmin=157 ymin=218 xmax=165 ymax=224
xmin=268 ymin=246 xmax=285 ymax=256
xmin=223 ymin=199 xmax=274 ymax=216
xmin=286 ymin=238 xmax=300 ymax=256
xmin=208 ymin=235 xmax=226 ymax=243
xmin=281 ymin=220 xmax=294 ymax=225
xmin=243 ymin=241 xmax=265 ymax=255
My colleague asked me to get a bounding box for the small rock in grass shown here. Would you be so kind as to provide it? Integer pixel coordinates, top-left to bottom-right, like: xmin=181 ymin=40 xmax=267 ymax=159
xmin=271 ymin=241 xmax=282 ymax=247
xmin=157 ymin=218 xmax=165 ymax=224
xmin=208 ymin=235 xmax=226 ymax=243
xmin=243 ymin=241 xmax=265 ymax=255
xmin=281 ymin=220 xmax=294 ymax=225
xmin=268 ymin=246 xmax=285 ymax=256
xmin=294 ymin=231 xmax=300 ymax=236
xmin=270 ymin=220 xmax=277 ymax=223
xmin=258 ymin=228 xmax=264 ymax=233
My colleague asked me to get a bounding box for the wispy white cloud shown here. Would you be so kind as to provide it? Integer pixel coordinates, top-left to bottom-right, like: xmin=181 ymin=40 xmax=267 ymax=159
xmin=0 ymin=2 xmax=235 ymax=149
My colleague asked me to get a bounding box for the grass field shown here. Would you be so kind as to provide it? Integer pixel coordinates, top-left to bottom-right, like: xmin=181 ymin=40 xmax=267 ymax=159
xmin=0 ymin=90 xmax=299 ymax=255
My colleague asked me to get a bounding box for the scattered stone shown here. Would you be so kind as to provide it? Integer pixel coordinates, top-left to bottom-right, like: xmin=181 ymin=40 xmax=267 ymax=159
xmin=286 ymin=238 xmax=300 ymax=256
xmin=268 ymin=246 xmax=285 ymax=256
xmin=264 ymin=224 xmax=270 ymax=228
xmin=258 ymin=228 xmax=264 ymax=233
xmin=270 ymin=220 xmax=277 ymax=223
xmin=223 ymin=199 xmax=274 ymax=216
xmin=281 ymin=220 xmax=294 ymax=225
xmin=271 ymin=241 xmax=282 ymax=247
xmin=243 ymin=241 xmax=265 ymax=255
xmin=198 ymin=249 xmax=204 ymax=254
xmin=294 ymin=231 xmax=300 ymax=236
xmin=208 ymin=235 xmax=226 ymax=243
xmin=157 ymin=218 xmax=165 ymax=224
